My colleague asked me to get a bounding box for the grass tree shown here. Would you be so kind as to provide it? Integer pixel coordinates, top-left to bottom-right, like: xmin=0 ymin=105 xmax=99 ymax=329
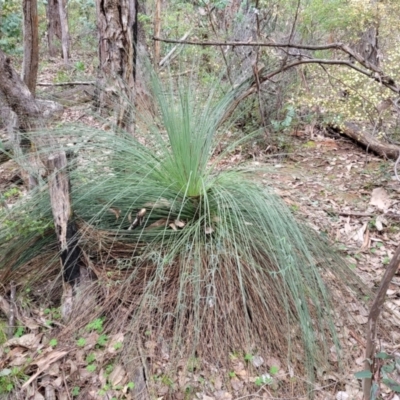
xmin=0 ymin=74 xmax=361 ymax=388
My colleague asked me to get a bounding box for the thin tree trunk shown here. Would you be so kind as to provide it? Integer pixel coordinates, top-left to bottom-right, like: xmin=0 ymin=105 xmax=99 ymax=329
xmin=22 ymin=0 xmax=39 ymax=96
xmin=154 ymin=0 xmax=161 ymax=68
xmin=363 ymin=244 xmax=400 ymax=399
xmin=46 ymin=0 xmax=62 ymax=57
xmin=58 ymin=0 xmax=70 ymax=63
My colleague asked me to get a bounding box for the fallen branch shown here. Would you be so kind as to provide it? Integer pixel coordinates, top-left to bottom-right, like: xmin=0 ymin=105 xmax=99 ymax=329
xmin=363 ymin=243 xmax=400 ymax=399
xmin=334 ymin=122 xmax=400 ymax=160
xmin=7 ymin=281 xmax=16 ymax=338
xmin=37 ymin=81 xmax=96 ymax=86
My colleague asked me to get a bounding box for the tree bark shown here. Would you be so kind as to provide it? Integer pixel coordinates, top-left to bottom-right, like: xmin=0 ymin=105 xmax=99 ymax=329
xmin=354 ymin=0 xmax=380 ymax=67
xmin=46 ymin=0 xmax=62 ymax=57
xmin=355 ymin=26 xmax=379 ymax=67
xmin=96 ymin=0 xmax=138 ymax=131
xmin=0 ymin=50 xmax=41 ymax=131
xmin=58 ymin=0 xmax=71 ymax=63
xmin=153 ymin=0 xmax=161 ymax=68
xmin=22 ymin=0 xmax=39 ymax=96
xmin=0 ymin=49 xmax=63 ymax=189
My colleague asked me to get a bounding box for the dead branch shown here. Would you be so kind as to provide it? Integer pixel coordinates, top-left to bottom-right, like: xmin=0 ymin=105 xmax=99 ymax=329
xmin=7 ymin=281 xmax=16 ymax=338
xmin=37 ymin=81 xmax=95 ymax=86
xmin=159 ymin=30 xmax=192 ymax=68
xmin=153 ymin=36 xmax=399 ymax=94
xmin=363 ymin=243 xmax=400 ymax=399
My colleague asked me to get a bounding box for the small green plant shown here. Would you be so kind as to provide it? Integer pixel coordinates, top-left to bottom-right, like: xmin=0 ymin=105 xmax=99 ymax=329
xmin=97 ymin=334 xmax=108 ymax=347
xmin=104 ymin=364 xmax=114 ymax=375
xmin=228 ymin=371 xmax=236 ymax=378
xmin=161 ymin=374 xmax=174 ymax=387
xmin=383 ymin=256 xmax=390 ymax=265
xmin=85 ymin=353 xmax=96 ymax=364
xmin=14 ymin=326 xmax=24 ymax=338
xmin=86 ymin=364 xmax=96 ymax=372
xmin=43 ymin=307 xmax=62 ymax=321
xmin=126 ymin=381 xmax=135 ymax=390
xmin=1 ymin=187 xmax=20 ymax=201
xmin=244 ymin=353 xmax=254 ymax=362
xmin=0 ymin=366 xmax=28 ymax=394
xmin=74 ymin=61 xmax=85 ymax=72
xmin=269 ymin=365 xmax=279 ymax=375
xmin=355 ymin=352 xmax=400 ymax=398
xmin=55 ymin=70 xmax=69 ymax=83
xmin=98 ymin=384 xmax=110 ymax=395
xmin=86 ymin=318 xmax=104 ymax=333
xmin=49 ymin=338 xmax=58 ymax=347
xmin=113 ymin=341 xmax=123 ymax=350
xmin=71 ymin=386 xmax=80 ymax=396
xmin=76 ymin=337 xmax=86 ymax=347
xmin=255 ymin=374 xmax=273 ymax=386
xmin=271 ymin=105 xmax=296 ymax=133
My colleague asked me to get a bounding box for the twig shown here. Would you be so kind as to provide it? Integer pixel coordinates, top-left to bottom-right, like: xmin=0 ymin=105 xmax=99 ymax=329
xmin=37 ymin=81 xmax=95 ymax=86
xmin=363 ymin=243 xmax=400 ymax=399
xmin=331 ymin=210 xmax=374 ymax=218
xmin=394 ymin=151 xmax=400 ymax=182
xmin=159 ymin=30 xmax=192 ymax=68
xmin=7 ymin=281 xmax=16 ymax=339
xmin=128 ymin=208 xmax=147 ymax=230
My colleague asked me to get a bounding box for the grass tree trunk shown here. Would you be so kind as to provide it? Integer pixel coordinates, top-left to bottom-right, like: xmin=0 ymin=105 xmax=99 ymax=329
xmin=22 ymin=0 xmax=39 ymax=96
xmin=47 ymin=153 xmax=82 ymax=320
xmin=46 ymin=0 xmax=62 ymax=57
xmin=96 ymin=0 xmax=138 ymax=132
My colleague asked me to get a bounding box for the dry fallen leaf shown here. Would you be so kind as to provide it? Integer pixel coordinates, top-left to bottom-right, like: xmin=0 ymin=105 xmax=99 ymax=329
xmin=370 ymin=187 xmax=392 ymax=211
xmin=4 ymin=333 xmax=42 ymax=349
xmin=107 ymin=332 xmax=124 ymax=354
xmin=22 ymin=350 xmax=68 ymax=388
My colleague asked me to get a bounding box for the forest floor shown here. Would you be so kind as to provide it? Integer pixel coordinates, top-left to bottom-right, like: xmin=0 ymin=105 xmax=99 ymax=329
xmin=1 ymin=79 xmax=400 ymax=399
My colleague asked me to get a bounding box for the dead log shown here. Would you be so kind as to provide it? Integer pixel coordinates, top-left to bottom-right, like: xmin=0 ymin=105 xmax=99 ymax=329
xmin=332 ymin=122 xmax=400 ymax=160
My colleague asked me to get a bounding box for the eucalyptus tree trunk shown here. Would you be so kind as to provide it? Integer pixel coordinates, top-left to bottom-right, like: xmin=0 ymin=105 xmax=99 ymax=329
xmin=46 ymin=0 xmax=62 ymax=57
xmin=95 ymin=0 xmax=138 ymax=132
xmin=354 ymin=0 xmax=380 ymax=67
xmin=58 ymin=0 xmax=71 ymax=63
xmin=22 ymin=0 xmax=39 ymax=96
